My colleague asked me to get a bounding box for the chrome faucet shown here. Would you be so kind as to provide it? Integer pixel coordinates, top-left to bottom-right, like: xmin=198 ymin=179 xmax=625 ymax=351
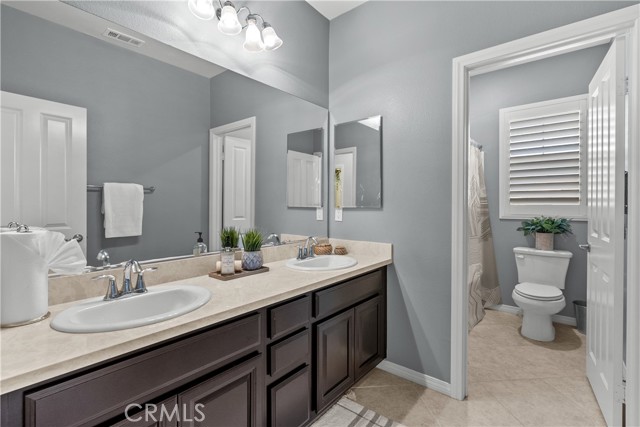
xmin=297 ymin=236 xmax=318 ymax=260
xmin=121 ymin=260 xmax=142 ymax=296
xmin=265 ymin=233 xmax=281 ymax=246
xmin=93 ymin=274 xmax=119 ymax=301
xmin=134 ymin=267 xmax=157 ymax=294
xmin=96 ymin=249 xmax=110 ymax=267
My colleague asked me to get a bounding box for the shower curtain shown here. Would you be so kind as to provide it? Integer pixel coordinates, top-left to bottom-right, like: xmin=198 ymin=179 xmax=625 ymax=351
xmin=468 ymin=142 xmax=501 ymax=330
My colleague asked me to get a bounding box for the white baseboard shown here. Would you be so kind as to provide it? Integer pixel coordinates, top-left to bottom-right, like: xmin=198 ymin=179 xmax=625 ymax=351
xmin=487 ymin=304 xmax=577 ymax=327
xmin=376 ymin=360 xmax=451 ymax=397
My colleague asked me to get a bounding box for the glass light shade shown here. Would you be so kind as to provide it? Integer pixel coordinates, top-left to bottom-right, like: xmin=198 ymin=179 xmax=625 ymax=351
xmin=262 ymin=26 xmax=283 ymax=51
xmin=188 ymin=0 xmax=215 ymax=20
xmin=243 ymin=20 xmax=265 ymax=52
xmin=217 ymin=5 xmax=242 ymax=35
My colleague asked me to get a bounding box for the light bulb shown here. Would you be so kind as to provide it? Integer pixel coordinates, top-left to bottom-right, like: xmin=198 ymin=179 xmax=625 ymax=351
xmin=188 ymin=0 xmax=215 ymax=20
xmin=217 ymin=3 xmax=242 ymax=35
xmin=262 ymin=24 xmax=283 ymax=51
xmin=243 ymin=19 xmax=265 ymax=52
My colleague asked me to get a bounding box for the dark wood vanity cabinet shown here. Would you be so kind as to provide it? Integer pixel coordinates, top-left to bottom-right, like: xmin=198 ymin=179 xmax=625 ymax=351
xmin=314 ymin=270 xmax=387 ymax=412
xmin=2 ymin=267 xmax=386 ymax=427
xmin=315 ymin=309 xmax=355 ymax=410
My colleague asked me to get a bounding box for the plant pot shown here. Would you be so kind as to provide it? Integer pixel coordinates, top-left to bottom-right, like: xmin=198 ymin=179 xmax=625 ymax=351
xmin=242 ymin=250 xmax=263 ymax=271
xmin=535 ymin=232 xmax=554 ymax=251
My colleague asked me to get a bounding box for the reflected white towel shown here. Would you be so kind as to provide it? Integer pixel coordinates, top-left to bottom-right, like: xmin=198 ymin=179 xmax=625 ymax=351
xmin=102 ymin=183 xmax=144 ymax=238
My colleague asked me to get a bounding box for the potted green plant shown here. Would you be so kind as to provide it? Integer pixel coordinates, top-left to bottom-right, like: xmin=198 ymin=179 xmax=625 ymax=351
xmin=241 ymin=229 xmax=264 ymax=271
xmin=219 ymin=227 xmax=239 ymax=275
xmin=517 ymin=216 xmax=572 ymax=251
xmin=219 ymin=226 xmax=239 ymax=249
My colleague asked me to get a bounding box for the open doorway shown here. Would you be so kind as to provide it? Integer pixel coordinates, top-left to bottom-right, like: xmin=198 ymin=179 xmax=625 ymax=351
xmin=450 ymin=6 xmax=639 ymax=427
xmin=209 ymin=117 xmax=256 ymax=251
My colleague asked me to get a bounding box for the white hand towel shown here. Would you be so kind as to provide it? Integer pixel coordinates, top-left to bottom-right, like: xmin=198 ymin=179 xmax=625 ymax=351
xmin=102 ymin=183 xmax=144 ymax=238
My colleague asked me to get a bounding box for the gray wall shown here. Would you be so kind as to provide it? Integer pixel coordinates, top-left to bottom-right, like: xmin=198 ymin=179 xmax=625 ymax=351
xmin=66 ymin=0 xmax=330 ymax=108
xmin=210 ymin=71 xmax=328 ymax=238
xmin=1 ymin=6 xmax=211 ymax=264
xmin=328 ymin=1 xmax=635 ymax=382
xmin=334 ymin=121 xmax=382 ymax=207
xmin=469 ymin=46 xmax=609 ymax=317
xmin=288 ymin=129 xmax=324 ymax=155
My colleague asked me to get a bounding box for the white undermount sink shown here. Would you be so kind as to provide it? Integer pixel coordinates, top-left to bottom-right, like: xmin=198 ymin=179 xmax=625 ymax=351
xmin=286 ymin=255 xmax=357 ymax=271
xmin=50 ymin=285 xmax=211 ymax=333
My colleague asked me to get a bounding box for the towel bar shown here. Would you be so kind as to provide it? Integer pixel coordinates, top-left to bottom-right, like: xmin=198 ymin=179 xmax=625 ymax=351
xmin=87 ymin=185 xmax=155 ymax=194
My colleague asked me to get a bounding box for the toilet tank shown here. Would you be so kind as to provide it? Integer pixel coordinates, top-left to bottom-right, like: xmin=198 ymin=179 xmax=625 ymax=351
xmin=513 ymin=247 xmax=573 ymax=288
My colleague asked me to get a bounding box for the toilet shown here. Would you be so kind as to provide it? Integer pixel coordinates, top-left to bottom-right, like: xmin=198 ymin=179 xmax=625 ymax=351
xmin=512 ymin=247 xmax=573 ymax=342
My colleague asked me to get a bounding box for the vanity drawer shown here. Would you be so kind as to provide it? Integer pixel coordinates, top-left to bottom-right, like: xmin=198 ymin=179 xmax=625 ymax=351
xmin=268 ymin=295 xmax=310 ymax=341
xmin=314 ymin=269 xmax=383 ymax=319
xmin=268 ymin=329 xmax=309 ymax=379
xmin=24 ymin=313 xmax=261 ymax=427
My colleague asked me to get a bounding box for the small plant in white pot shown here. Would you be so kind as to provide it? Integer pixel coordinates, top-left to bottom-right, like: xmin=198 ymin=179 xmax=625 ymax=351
xmin=241 ymin=229 xmax=264 ymax=271
xmin=517 ymin=216 xmax=572 ymax=251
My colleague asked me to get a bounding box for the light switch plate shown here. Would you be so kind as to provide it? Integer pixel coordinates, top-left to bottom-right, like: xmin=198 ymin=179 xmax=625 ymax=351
xmin=335 ymin=208 xmax=343 ymax=222
xmin=316 ymin=207 xmax=323 ymax=221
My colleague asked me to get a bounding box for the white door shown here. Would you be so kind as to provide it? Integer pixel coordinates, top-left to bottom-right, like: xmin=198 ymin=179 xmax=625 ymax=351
xmin=586 ymin=39 xmax=625 ymax=427
xmin=287 ymin=150 xmax=321 ymax=207
xmin=223 ymin=136 xmax=252 ymax=232
xmin=335 ymin=147 xmax=357 ymax=208
xmin=1 ymin=91 xmax=87 ymax=253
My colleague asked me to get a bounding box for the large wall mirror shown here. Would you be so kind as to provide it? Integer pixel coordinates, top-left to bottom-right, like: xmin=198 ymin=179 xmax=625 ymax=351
xmin=334 ymin=115 xmax=383 ymax=209
xmin=0 ymin=2 xmax=328 ymax=267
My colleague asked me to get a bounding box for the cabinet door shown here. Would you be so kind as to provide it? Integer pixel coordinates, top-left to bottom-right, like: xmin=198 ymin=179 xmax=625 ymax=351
xmin=110 ymin=396 xmax=178 ymax=427
xmin=354 ymin=296 xmax=386 ymax=380
xmin=315 ymin=310 xmax=354 ymax=411
xmin=268 ymin=366 xmax=311 ymax=427
xmin=178 ymin=355 xmax=263 ymax=427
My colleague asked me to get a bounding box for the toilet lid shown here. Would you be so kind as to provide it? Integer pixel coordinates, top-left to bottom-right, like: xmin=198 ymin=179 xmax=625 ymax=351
xmin=515 ymin=282 xmax=564 ymax=301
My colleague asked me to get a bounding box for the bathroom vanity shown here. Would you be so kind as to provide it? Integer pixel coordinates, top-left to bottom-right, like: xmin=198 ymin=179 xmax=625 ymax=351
xmin=0 ymin=244 xmax=391 ymax=426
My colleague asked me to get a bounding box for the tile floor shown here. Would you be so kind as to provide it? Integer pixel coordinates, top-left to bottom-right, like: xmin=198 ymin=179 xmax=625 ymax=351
xmin=342 ymin=310 xmax=604 ymax=427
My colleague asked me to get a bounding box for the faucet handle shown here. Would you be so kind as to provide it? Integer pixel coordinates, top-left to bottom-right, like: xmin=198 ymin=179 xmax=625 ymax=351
xmin=134 ymin=267 xmax=157 ymax=294
xmin=93 ymin=274 xmax=119 ymax=301
xmin=297 ymin=246 xmax=303 ymax=260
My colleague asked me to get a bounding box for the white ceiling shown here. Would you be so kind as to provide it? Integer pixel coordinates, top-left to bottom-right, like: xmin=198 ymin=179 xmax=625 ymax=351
xmin=306 ymin=0 xmax=368 ymax=20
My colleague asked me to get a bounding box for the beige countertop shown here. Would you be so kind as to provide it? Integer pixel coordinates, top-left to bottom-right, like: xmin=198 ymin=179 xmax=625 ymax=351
xmin=0 ymin=244 xmax=391 ymax=394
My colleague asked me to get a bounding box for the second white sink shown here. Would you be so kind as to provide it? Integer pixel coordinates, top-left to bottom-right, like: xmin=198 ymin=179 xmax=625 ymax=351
xmin=51 ymin=285 xmax=211 ymax=333
xmin=286 ymin=255 xmax=357 ymax=271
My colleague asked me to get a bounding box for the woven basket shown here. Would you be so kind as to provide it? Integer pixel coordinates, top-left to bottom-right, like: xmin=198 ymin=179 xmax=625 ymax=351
xmin=314 ymin=244 xmax=333 ymax=255
xmin=334 ymin=246 xmax=348 ymax=255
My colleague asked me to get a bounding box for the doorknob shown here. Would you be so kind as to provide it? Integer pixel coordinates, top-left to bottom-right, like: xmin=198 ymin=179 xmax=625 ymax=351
xmin=578 ymin=243 xmax=591 ymax=252
xmin=65 ymin=234 xmax=84 ymax=243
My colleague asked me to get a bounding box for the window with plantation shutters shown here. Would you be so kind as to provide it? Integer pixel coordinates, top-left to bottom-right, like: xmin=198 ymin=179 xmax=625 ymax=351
xmin=499 ymin=95 xmax=588 ymax=219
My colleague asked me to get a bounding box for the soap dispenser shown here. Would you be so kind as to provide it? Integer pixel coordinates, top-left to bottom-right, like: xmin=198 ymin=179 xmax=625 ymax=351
xmin=193 ymin=232 xmax=207 ymax=256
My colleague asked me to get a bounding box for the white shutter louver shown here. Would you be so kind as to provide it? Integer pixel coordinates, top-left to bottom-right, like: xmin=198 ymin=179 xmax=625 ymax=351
xmin=509 ymin=110 xmax=582 ymax=205
xmin=499 ymin=95 xmax=588 ymax=219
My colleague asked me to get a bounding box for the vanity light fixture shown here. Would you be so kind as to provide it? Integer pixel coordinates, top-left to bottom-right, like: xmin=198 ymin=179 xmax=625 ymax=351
xmin=187 ymin=0 xmax=283 ymax=52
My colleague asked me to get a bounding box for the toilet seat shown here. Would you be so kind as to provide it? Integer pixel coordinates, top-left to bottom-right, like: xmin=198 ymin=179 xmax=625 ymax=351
xmin=514 ymin=282 xmax=563 ymax=301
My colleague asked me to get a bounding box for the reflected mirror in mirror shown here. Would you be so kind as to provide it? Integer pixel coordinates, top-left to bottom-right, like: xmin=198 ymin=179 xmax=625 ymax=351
xmin=287 ymin=128 xmax=324 ymax=208
xmin=0 ymin=3 xmax=328 ymax=267
xmin=334 ymin=115 xmax=382 ymax=209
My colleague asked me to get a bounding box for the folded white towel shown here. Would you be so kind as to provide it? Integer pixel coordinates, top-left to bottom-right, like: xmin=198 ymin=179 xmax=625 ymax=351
xmin=102 ymin=183 xmax=144 ymax=238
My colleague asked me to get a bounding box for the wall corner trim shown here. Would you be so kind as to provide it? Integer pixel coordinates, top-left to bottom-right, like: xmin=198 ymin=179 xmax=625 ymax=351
xmin=376 ymin=360 xmax=452 ymax=397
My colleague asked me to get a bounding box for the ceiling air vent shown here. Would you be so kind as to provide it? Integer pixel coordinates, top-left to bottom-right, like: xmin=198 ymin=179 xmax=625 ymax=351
xmin=102 ymin=28 xmax=145 ymax=48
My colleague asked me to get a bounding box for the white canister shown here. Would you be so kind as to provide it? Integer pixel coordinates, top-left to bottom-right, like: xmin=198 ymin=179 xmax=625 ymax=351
xmin=0 ymin=230 xmax=50 ymax=326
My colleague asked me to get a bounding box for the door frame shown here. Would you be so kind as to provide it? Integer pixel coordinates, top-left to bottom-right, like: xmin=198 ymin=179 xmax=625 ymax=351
xmin=450 ymin=5 xmax=640 ymax=425
xmin=209 ymin=117 xmax=256 ymax=251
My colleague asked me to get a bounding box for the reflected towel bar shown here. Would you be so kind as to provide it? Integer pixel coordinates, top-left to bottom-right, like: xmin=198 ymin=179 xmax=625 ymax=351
xmin=87 ymin=185 xmax=155 ymax=194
